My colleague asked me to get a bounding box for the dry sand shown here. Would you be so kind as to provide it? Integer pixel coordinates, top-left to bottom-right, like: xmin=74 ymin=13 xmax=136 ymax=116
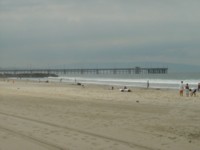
xmin=0 ymin=79 xmax=200 ymax=150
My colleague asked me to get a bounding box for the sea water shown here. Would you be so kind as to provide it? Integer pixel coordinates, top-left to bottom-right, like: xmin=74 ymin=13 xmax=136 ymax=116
xmin=46 ymin=72 xmax=200 ymax=90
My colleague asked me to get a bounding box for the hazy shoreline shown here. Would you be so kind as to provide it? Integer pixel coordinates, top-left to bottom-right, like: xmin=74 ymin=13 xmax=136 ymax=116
xmin=0 ymin=73 xmax=58 ymax=78
xmin=1 ymin=71 xmax=200 ymax=91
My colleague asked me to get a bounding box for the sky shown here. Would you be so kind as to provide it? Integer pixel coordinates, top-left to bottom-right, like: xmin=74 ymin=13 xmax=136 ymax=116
xmin=0 ymin=0 xmax=200 ymax=71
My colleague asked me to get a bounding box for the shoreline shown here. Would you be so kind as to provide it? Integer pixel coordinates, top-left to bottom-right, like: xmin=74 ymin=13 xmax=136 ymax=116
xmin=0 ymin=77 xmax=179 ymax=92
xmin=2 ymin=72 xmax=200 ymax=90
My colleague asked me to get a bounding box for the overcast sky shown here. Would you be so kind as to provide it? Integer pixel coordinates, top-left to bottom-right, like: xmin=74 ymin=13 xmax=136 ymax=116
xmin=0 ymin=0 xmax=200 ymax=70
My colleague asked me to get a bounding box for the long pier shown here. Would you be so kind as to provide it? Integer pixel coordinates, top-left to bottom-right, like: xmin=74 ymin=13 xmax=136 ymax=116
xmin=0 ymin=67 xmax=168 ymax=75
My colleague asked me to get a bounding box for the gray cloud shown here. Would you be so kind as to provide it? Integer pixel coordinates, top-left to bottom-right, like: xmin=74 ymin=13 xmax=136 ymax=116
xmin=0 ymin=0 xmax=200 ymax=70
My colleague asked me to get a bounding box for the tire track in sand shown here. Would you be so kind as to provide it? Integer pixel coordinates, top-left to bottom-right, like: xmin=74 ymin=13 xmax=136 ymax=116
xmin=0 ymin=111 xmax=158 ymax=150
xmin=0 ymin=125 xmax=67 ymax=150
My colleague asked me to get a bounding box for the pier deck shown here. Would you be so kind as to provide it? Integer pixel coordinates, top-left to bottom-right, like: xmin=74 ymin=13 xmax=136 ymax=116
xmin=0 ymin=67 xmax=168 ymax=75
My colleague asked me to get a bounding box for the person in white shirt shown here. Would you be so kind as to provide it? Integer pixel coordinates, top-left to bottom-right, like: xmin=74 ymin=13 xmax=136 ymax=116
xmin=179 ymin=81 xmax=184 ymax=96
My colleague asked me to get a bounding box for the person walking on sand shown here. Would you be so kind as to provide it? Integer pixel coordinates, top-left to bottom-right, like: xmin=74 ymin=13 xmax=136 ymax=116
xmin=185 ymin=83 xmax=190 ymax=97
xmin=179 ymin=81 xmax=184 ymax=96
xmin=190 ymin=88 xmax=197 ymax=97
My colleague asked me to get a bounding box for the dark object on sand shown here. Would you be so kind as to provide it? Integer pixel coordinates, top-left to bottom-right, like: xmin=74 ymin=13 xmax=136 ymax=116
xmin=77 ymin=83 xmax=82 ymax=86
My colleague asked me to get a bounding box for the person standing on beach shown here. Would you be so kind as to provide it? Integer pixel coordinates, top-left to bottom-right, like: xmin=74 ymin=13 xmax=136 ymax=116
xmin=185 ymin=83 xmax=190 ymax=97
xmin=147 ymin=80 xmax=149 ymax=89
xmin=179 ymin=81 xmax=184 ymax=96
xmin=198 ymin=83 xmax=200 ymax=91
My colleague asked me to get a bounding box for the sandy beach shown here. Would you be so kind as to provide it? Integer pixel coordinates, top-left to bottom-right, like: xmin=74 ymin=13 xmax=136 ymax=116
xmin=0 ymin=79 xmax=199 ymax=150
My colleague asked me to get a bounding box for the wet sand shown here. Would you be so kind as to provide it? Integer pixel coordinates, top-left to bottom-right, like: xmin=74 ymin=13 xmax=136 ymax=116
xmin=0 ymin=80 xmax=200 ymax=150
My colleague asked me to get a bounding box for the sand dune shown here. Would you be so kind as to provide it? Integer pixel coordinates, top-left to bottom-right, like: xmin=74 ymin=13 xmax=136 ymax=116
xmin=0 ymin=80 xmax=200 ymax=150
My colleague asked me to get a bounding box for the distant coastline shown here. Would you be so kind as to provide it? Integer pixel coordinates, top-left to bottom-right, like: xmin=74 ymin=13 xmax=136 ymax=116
xmin=0 ymin=73 xmax=58 ymax=78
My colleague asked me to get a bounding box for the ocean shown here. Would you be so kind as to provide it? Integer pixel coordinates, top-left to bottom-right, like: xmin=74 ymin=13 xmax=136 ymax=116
xmin=42 ymin=72 xmax=200 ymax=90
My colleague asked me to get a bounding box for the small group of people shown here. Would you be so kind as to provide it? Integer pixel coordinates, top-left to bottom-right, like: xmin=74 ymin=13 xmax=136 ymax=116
xmin=179 ymin=81 xmax=199 ymax=97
